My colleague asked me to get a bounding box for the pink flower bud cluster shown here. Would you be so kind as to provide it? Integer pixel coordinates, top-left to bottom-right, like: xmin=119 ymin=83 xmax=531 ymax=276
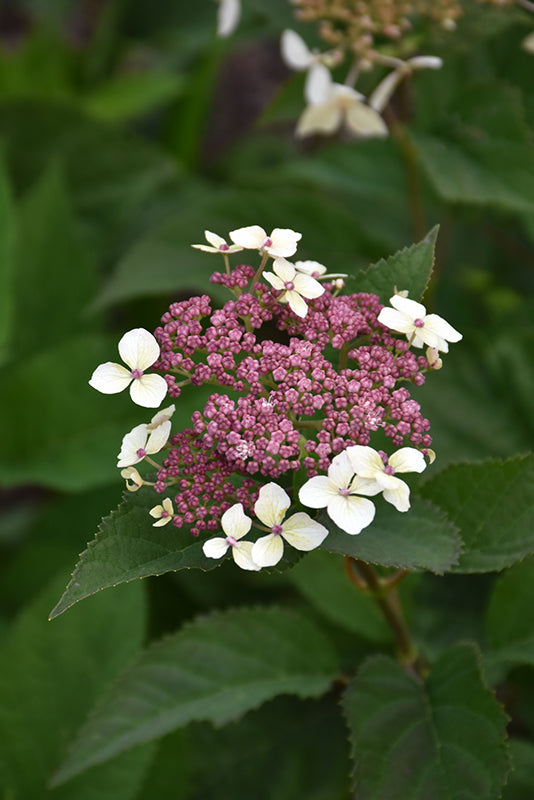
xmin=148 ymin=266 xmax=433 ymax=534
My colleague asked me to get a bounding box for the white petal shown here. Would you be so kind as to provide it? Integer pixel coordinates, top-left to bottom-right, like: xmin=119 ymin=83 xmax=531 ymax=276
xmin=281 ymin=29 xmax=312 ymax=70
xmin=382 ymin=480 xmax=411 ymax=512
xmin=346 ymin=445 xmax=384 ymax=478
xmin=350 ymin=476 xmax=383 ymax=497
xmin=523 ymin=31 xmax=534 ymax=55
xmin=281 ymin=513 xmax=328 ymax=551
xmin=118 ymin=328 xmax=160 ymax=371
xmin=263 ymin=271 xmax=285 ymax=291
xmin=389 ymin=295 xmax=427 ymax=319
xmin=89 ymin=362 xmax=132 ymax=395
xmin=388 ymin=447 xmax=427 ymax=474
xmin=345 ymin=101 xmax=388 ymax=138
xmin=296 ymin=101 xmax=342 ymax=137
xmin=294 ymin=260 xmax=327 ymax=276
xmin=327 ymin=495 xmax=375 ymax=535
xmin=217 ymin=0 xmax=240 ymax=37
xmin=254 ymin=482 xmax=291 ymax=527
xmin=328 ymin=451 xmax=355 ymax=490
xmin=369 ymin=68 xmax=404 ymax=112
xmin=251 ymin=533 xmax=284 ymax=567
xmin=293 ymin=273 xmax=325 ymax=299
xmin=299 ymin=476 xmax=338 ymax=508
xmin=221 ymin=503 xmax=252 ymax=540
xmin=204 ymin=230 xmax=226 ymax=248
xmin=117 ymin=424 xmax=148 ymax=468
xmin=130 ymin=374 xmax=168 ymax=408
xmin=268 ymin=229 xmax=302 ymax=258
xmin=146 ymin=420 xmax=171 ymax=454
xmin=162 ymin=497 xmax=174 ymax=515
xmin=423 ymin=314 xmax=462 ymax=344
xmin=408 ymin=55 xmax=443 ymax=70
xmin=232 ymin=540 xmax=261 ymax=571
xmin=377 ymin=307 xmax=416 ymax=335
xmin=229 ymin=225 xmax=266 ymax=250
xmin=272 ymin=257 xmax=296 ymax=283
xmin=285 ymin=290 xmax=309 ymax=318
xmin=148 ymin=404 xmax=176 ymax=429
xmin=191 ymin=244 xmax=219 ymax=253
xmin=152 ymin=514 xmax=173 ymax=527
xmin=203 ymin=537 xmax=230 ymax=559
xmin=305 ymin=62 xmax=332 ymax=105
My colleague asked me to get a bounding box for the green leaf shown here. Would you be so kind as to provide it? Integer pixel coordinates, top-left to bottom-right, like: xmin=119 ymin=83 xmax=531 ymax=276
xmin=0 ymin=156 xmax=15 ymax=364
xmin=419 ymin=455 xmax=534 ymax=572
xmin=0 ymin=572 xmax=151 ymax=799
xmin=11 ymin=164 xmax=99 ymax=359
xmin=484 ymin=558 xmax=534 ymax=678
xmin=343 ymin=644 xmax=509 ymax=800
xmin=320 ymin=496 xmax=461 ymax=574
xmin=49 ymin=485 xmax=219 ymax=619
xmin=51 ymin=605 xmax=339 ymax=785
xmin=349 ymin=226 xmax=439 ymax=304
xmin=501 ymin=739 xmax=534 ymax=800
xmin=290 ymin=549 xmax=390 ymax=642
xmin=83 ymin=71 xmax=184 ymax=122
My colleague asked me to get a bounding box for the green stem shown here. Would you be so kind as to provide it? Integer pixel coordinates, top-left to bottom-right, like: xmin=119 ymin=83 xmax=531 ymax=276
xmin=386 ymin=113 xmax=427 ymax=243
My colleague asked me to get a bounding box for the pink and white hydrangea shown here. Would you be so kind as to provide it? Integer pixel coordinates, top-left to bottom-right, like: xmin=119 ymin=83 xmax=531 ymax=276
xmin=263 ymin=257 xmax=324 ymax=317
xmin=251 ymin=483 xmax=329 ymax=568
xmin=191 ymin=230 xmax=243 ymax=254
xmin=202 ymin=503 xmax=259 ymax=571
xmin=89 ymin=328 xmax=168 ymax=408
xmin=377 ymin=294 xmax=462 ymax=352
xmin=117 ymin=418 xmax=172 ymax=468
xmin=149 ymin=497 xmax=174 ymax=527
xmin=229 ymin=225 xmax=302 ymax=258
xmin=298 ymin=451 xmax=376 ymax=535
xmin=346 ymin=445 xmax=426 ymax=513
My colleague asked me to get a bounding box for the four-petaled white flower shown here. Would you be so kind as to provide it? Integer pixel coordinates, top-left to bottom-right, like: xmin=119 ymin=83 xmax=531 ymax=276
xmin=191 ymin=230 xmax=243 ymax=254
xmin=117 ymin=419 xmax=171 ymax=468
xmin=216 ymin=0 xmax=241 ymax=37
xmin=252 ymin=483 xmax=328 ymax=567
xmin=89 ymin=328 xmax=168 ymax=408
xmin=294 ymin=260 xmax=327 ymax=277
xmin=377 ymin=294 xmax=462 ymax=352
xmin=346 ymin=445 xmax=426 ymax=513
xmin=296 ymin=64 xmax=388 ymax=139
xmin=149 ymin=497 xmax=174 ymax=527
xmin=368 ymin=56 xmax=443 ymax=113
xmin=229 ymin=225 xmax=302 ymax=258
xmin=298 ymin=451 xmax=376 ymax=535
xmin=263 ymin=257 xmax=324 ymax=318
xmin=203 ymin=503 xmax=260 ymax=571
xmin=120 ymin=466 xmax=144 ymax=492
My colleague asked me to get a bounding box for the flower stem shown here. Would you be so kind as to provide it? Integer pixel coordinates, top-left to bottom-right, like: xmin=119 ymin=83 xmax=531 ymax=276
xmin=345 ymin=557 xmax=426 ymax=678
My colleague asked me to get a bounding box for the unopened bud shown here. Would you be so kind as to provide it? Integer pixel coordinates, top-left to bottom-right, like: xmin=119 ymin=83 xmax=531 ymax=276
xmin=426 ymin=347 xmax=443 ymax=370
xmin=121 ymin=467 xmax=144 ymax=491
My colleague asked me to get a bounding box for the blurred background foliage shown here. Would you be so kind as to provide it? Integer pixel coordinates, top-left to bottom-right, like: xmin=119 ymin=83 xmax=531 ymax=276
xmin=0 ymin=0 xmax=533 ymax=796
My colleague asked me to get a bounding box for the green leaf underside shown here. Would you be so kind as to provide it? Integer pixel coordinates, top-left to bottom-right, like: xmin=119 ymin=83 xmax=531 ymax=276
xmin=349 ymin=225 xmax=439 ymax=304
xmin=320 ymin=496 xmax=461 ymax=574
xmin=52 ymin=606 xmax=339 ymax=785
xmin=49 ymin=487 xmax=217 ymax=619
xmin=419 ymin=454 xmax=534 ymax=572
xmin=343 ymin=644 xmax=509 ymax=800
xmin=0 ymin=573 xmax=149 ymax=798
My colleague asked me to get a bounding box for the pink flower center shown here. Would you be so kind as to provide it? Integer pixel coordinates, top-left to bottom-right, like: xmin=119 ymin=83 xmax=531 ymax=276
xmin=339 ymin=487 xmax=352 ymax=497
xmin=226 ymin=535 xmax=238 ymax=547
xmin=284 ymin=281 xmax=295 ymax=291
xmin=414 ymin=318 xmax=425 ymax=328
xmin=136 ymin=448 xmax=146 ymax=458
xmin=261 ymin=237 xmax=273 ymax=249
xmin=161 ymin=510 xmax=169 ymax=518
xmin=384 ymin=465 xmax=395 ymax=475
xmin=131 ymin=369 xmax=144 ymax=379
xmin=272 ymin=524 xmax=283 ymax=536
xmin=219 ymin=243 xmax=229 ymax=251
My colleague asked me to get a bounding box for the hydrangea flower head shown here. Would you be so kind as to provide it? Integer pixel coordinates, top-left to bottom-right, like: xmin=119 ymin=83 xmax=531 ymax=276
xmin=377 ymin=294 xmax=462 ymax=352
xmin=251 ymin=483 xmax=329 ymax=568
xmin=263 ymin=257 xmax=324 ymax=317
xmin=229 ymin=225 xmax=302 ymax=258
xmin=299 ymin=452 xmax=376 ymax=536
xmin=89 ymin=328 xmax=168 ymax=408
xmin=202 ymin=503 xmax=259 ymax=571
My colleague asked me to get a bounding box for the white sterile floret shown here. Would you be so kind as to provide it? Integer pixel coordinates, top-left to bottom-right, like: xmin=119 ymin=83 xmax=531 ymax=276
xmin=298 ymin=451 xmax=376 ymax=536
xmin=377 ymin=294 xmax=462 ymax=353
xmin=89 ymin=328 xmax=168 ymax=408
xmin=191 ymin=230 xmax=243 ymax=254
xmin=229 ymin=225 xmax=302 ymax=258
xmin=146 ymin=404 xmax=176 ymax=430
xmin=346 ymin=445 xmax=426 ymax=513
xmin=296 ymin=65 xmax=388 ymax=139
xmin=149 ymin=497 xmax=174 ymax=527
xmin=117 ymin=420 xmax=172 ymax=468
xmin=202 ymin=503 xmax=260 ymax=571
xmin=216 ymin=0 xmax=241 ymax=37
xmin=251 ymin=483 xmax=328 ymax=568
xmin=369 ymin=56 xmax=442 ymax=113
xmin=264 ymin=257 xmax=324 ymax=318
xmin=120 ymin=467 xmax=144 ymax=492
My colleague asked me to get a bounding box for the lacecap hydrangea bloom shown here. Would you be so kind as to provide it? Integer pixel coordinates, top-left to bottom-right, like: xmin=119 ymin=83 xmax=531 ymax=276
xmin=89 ymin=224 xmax=462 ymax=569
